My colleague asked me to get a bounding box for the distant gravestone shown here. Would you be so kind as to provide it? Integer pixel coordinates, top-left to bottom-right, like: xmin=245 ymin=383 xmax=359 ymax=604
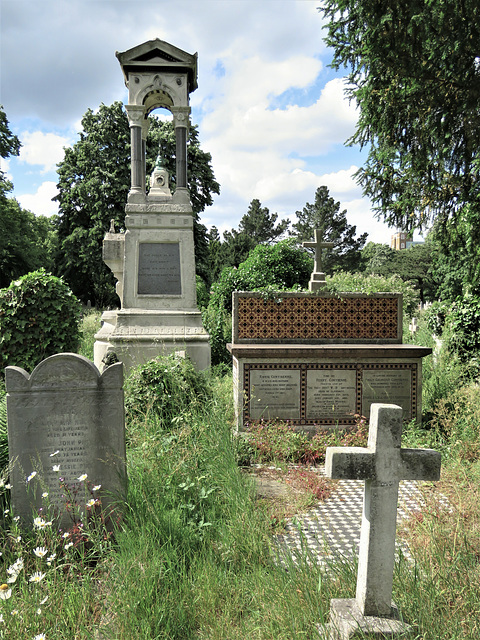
xmin=5 ymin=354 xmax=126 ymax=529
xmin=320 ymin=404 xmax=441 ymax=639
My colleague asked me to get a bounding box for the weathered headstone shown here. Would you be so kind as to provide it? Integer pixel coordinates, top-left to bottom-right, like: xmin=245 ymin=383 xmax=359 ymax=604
xmin=320 ymin=404 xmax=441 ymax=639
xmin=6 ymin=353 xmax=126 ymax=529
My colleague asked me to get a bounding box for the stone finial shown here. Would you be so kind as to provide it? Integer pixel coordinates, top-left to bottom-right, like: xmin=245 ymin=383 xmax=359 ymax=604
xmin=148 ymin=154 xmax=172 ymax=198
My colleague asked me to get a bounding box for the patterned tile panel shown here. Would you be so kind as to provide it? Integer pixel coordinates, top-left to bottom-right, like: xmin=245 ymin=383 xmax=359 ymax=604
xmin=234 ymin=293 xmax=401 ymax=343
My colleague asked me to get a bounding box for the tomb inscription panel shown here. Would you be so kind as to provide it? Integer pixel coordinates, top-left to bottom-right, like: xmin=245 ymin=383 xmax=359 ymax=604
xmin=249 ymin=368 xmax=301 ymax=420
xmin=361 ymin=367 xmax=414 ymax=421
xmin=138 ymin=242 xmax=181 ymax=295
xmin=242 ymin=362 xmax=417 ymax=427
xmin=306 ymin=368 xmax=357 ymax=421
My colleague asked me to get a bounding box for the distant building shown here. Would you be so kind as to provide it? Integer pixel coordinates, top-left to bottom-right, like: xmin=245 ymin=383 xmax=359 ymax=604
xmin=391 ymin=231 xmax=412 ymax=250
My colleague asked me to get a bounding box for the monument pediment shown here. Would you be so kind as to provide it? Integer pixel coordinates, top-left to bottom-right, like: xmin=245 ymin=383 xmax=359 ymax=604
xmin=116 ymin=39 xmax=198 ymax=92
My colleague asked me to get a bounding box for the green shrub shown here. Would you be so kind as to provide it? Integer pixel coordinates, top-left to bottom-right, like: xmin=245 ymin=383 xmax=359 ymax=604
xmin=209 ymin=238 xmax=312 ymax=314
xmin=244 ymin=417 xmax=369 ymax=465
xmin=326 ymin=271 xmax=419 ymax=316
xmin=0 ymin=269 xmax=82 ymax=375
xmin=423 ymin=300 xmax=450 ymax=335
xmin=430 ymin=382 xmax=480 ymax=462
xmin=443 ymin=293 xmax=480 ymax=362
xmin=196 ymin=275 xmax=210 ymax=309
xmin=78 ymin=308 xmax=101 ymax=361
xmin=124 ymin=353 xmax=213 ymax=427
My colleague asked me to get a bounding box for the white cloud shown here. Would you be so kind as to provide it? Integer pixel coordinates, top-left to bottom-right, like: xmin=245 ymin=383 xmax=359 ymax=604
xmin=17 ymin=182 xmax=59 ymax=217
xmin=0 ymin=158 xmax=12 ymax=182
xmin=18 ymin=131 xmax=70 ymax=173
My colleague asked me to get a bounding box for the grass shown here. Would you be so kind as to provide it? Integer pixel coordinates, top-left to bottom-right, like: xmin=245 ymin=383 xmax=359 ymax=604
xmin=0 ymin=312 xmax=479 ymax=638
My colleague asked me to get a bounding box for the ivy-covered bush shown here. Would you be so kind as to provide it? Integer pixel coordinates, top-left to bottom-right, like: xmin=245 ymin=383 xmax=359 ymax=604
xmin=0 ymin=269 xmax=82 ymax=374
xmin=124 ymin=353 xmax=213 ymax=427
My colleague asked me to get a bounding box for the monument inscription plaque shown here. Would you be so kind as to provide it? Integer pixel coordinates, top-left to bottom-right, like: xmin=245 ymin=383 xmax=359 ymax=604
xmin=138 ymin=242 xmax=182 ymax=295
xmin=306 ymin=368 xmax=357 ymax=421
xmin=249 ymin=368 xmax=301 ymax=420
xmin=361 ymin=366 xmax=413 ymax=420
xmin=6 ymin=354 xmax=126 ymax=528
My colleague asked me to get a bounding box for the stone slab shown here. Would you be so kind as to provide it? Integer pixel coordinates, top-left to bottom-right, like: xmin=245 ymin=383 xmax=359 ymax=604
xmin=138 ymin=242 xmax=181 ymax=295
xmin=306 ymin=368 xmax=356 ymax=421
xmin=361 ymin=369 xmax=413 ymax=421
xmin=6 ymin=354 xmax=126 ymax=529
xmin=319 ymin=599 xmax=413 ymax=639
xmin=234 ymin=356 xmax=422 ymax=430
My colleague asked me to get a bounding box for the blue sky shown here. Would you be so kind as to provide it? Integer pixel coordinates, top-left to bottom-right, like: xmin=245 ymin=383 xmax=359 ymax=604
xmin=0 ymin=0 xmax=416 ymax=244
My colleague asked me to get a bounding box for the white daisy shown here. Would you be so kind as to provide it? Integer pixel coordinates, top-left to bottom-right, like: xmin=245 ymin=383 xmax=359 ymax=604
xmin=27 ymin=471 xmax=37 ymax=482
xmin=0 ymin=584 xmax=12 ymax=600
xmin=33 ymin=546 xmax=48 ymax=558
xmin=29 ymin=571 xmax=46 ymax=583
xmin=77 ymin=474 xmax=88 ymax=482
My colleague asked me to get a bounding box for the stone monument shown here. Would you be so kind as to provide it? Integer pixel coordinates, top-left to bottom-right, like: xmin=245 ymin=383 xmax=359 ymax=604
xmin=320 ymin=403 xmax=441 ymax=639
xmin=228 ymin=291 xmax=431 ymax=432
xmin=5 ymin=354 xmax=126 ymax=529
xmin=94 ymin=39 xmax=210 ymax=373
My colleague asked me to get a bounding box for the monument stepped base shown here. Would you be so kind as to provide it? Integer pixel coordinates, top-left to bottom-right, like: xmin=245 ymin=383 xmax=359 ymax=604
xmin=94 ymin=308 xmax=211 ymax=373
xmin=319 ymin=599 xmax=412 ymax=639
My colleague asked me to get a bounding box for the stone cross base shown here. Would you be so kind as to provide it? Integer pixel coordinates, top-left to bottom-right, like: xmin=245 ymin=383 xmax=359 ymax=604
xmin=309 ymin=272 xmax=328 ymax=291
xmin=319 ymin=599 xmax=413 ymax=639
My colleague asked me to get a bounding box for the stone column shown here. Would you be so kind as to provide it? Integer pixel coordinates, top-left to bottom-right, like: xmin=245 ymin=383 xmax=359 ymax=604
xmin=125 ymin=105 xmax=147 ymax=200
xmin=171 ymin=106 xmax=191 ymax=204
xmin=141 ymin=118 xmax=150 ymax=195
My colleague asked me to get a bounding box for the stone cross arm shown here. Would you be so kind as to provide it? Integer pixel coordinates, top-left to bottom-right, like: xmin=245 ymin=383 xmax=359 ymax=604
xmin=326 ymin=446 xmax=441 ymax=483
xmin=302 ymin=228 xmax=335 ymax=274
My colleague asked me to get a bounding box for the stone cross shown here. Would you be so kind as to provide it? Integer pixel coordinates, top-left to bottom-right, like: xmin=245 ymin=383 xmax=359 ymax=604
xmin=323 ymin=404 xmax=441 ymax=638
xmin=302 ymin=228 xmax=335 ymax=291
xmin=302 ymin=228 xmax=335 ymax=274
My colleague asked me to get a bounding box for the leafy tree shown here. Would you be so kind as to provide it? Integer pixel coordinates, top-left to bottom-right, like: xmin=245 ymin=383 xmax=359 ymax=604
xmin=429 ymin=206 xmax=480 ymax=300
xmin=204 ymin=226 xmax=224 ymax=286
xmin=55 ymin=102 xmax=219 ymax=306
xmin=291 ymin=186 xmax=367 ymax=273
xmin=218 ymin=199 xmax=290 ymax=270
xmin=362 ymin=241 xmax=437 ymax=303
xmin=0 ymin=107 xmax=55 ymax=287
xmin=0 ymin=202 xmax=57 ymax=288
xmin=321 ymin=1 xmax=480 ymax=234
xmin=0 ymin=106 xmax=21 ymax=194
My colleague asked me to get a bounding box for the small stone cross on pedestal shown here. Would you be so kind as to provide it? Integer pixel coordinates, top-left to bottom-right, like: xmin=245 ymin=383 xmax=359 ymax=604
xmin=302 ymin=228 xmax=335 ymax=292
xmin=321 ymin=404 xmax=441 ymax=639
